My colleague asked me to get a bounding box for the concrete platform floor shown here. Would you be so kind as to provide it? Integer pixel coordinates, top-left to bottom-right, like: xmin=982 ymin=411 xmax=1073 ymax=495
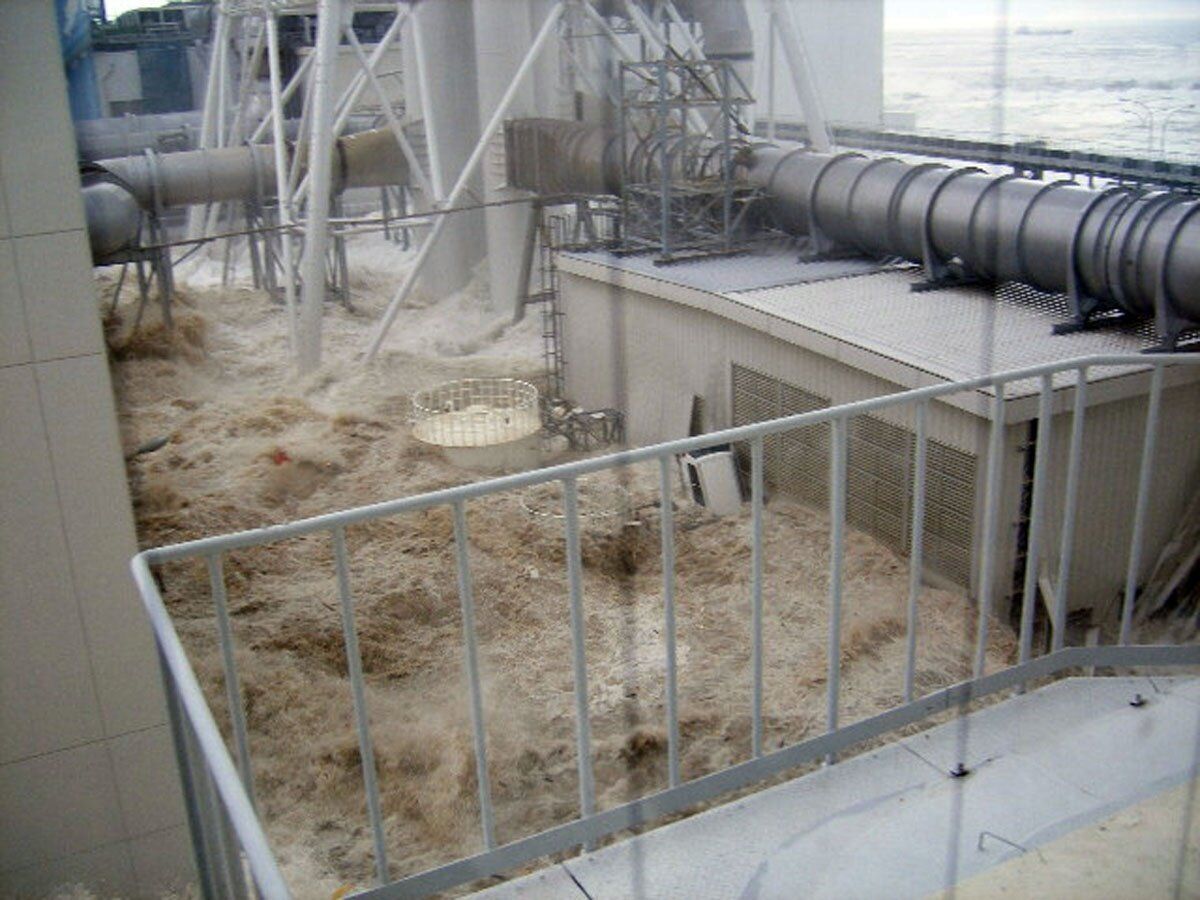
xmin=470 ymin=676 xmax=1200 ymax=899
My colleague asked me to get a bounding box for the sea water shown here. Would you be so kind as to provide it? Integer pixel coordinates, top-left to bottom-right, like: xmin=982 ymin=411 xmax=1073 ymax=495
xmin=885 ymin=18 xmax=1200 ymax=161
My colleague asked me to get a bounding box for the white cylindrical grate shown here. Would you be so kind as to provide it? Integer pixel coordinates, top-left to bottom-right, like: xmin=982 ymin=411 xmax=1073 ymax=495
xmin=411 ymin=378 xmax=541 ymax=448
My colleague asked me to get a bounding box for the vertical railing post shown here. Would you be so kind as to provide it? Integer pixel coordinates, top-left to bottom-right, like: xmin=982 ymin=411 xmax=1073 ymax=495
xmin=190 ymin=722 xmax=235 ymax=900
xmin=904 ymin=401 xmax=929 ymax=704
xmin=1053 ymin=368 xmax=1089 ymax=652
xmin=826 ymin=418 xmax=848 ymax=759
xmin=159 ymin=647 xmax=218 ymax=900
xmin=1121 ymin=364 xmax=1166 ymax=644
xmin=1019 ymin=374 xmax=1054 ymax=669
xmin=750 ymin=436 xmax=765 ymax=758
xmin=563 ymin=479 xmax=597 ymax=826
xmin=206 ymin=555 xmax=256 ymax=809
xmin=331 ymin=525 xmax=390 ymax=884
xmin=211 ymin=779 xmax=250 ymax=900
xmin=451 ymin=501 xmax=498 ymax=850
xmin=974 ymin=385 xmax=1007 ymax=680
xmin=658 ymin=457 xmax=681 ymax=788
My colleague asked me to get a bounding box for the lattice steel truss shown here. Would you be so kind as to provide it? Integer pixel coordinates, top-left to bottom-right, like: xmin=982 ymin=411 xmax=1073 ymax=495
xmin=618 ymin=58 xmax=757 ymax=262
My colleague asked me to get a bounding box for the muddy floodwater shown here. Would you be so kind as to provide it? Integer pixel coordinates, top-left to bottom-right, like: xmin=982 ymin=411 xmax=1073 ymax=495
xmin=103 ymin=240 xmax=1015 ymax=895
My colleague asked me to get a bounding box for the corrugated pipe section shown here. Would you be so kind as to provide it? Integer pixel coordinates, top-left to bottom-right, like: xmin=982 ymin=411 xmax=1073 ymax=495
xmin=83 ymin=127 xmax=410 ymax=259
xmin=504 ymin=118 xmax=1200 ymax=333
xmin=746 ymin=145 xmax=1200 ymax=327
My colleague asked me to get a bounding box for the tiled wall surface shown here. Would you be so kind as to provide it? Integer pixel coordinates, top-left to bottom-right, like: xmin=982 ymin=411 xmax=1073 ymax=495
xmin=0 ymin=1 xmax=192 ymax=894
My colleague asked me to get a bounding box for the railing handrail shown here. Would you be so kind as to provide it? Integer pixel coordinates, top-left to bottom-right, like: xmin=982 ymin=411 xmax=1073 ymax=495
xmin=132 ymin=554 xmax=290 ymax=897
xmin=139 ymin=352 xmax=1194 ymax=565
xmin=132 ymin=350 xmax=1200 ymax=899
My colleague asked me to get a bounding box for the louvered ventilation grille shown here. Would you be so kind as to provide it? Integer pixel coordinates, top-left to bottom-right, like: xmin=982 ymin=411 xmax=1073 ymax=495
xmin=731 ymin=364 xmax=977 ymax=586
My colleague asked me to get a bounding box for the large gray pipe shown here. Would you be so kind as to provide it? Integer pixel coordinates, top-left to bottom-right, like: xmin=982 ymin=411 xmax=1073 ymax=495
xmin=746 ymin=145 xmax=1200 ymax=328
xmin=84 ymin=127 xmax=410 ymax=259
xmin=505 ymin=118 xmax=1200 ymax=334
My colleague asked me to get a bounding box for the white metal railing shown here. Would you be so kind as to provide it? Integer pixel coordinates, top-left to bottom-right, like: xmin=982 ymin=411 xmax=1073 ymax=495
xmin=131 ymin=353 xmax=1200 ymax=899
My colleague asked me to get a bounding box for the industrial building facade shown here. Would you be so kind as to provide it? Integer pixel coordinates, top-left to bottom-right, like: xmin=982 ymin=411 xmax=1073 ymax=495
xmin=557 ymin=252 xmax=1200 ymax=623
xmin=0 ymin=1 xmax=191 ymax=893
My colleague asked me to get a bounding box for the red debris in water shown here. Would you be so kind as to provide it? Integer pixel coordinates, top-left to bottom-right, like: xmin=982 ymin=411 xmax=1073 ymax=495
xmin=271 ymin=448 xmax=291 ymax=465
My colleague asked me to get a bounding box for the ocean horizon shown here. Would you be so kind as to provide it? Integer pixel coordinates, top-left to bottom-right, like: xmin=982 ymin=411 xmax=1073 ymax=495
xmin=885 ymin=16 xmax=1200 ymax=162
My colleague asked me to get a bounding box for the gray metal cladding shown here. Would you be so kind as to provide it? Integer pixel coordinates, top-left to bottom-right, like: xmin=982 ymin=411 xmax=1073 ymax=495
xmin=731 ymin=363 xmax=977 ymax=587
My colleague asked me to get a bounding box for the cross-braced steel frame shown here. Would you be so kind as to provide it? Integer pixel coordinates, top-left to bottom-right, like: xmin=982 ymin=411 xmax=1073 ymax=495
xmin=618 ymin=57 xmax=757 ymax=262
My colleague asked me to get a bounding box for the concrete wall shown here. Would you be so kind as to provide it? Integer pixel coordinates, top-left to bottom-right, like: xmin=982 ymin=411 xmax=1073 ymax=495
xmin=559 ymin=270 xmax=982 ymax=449
xmin=559 ymin=269 xmax=987 ymax=594
xmin=94 ymin=50 xmax=142 ymax=116
xmin=0 ymin=2 xmax=191 ymax=894
xmin=750 ymin=0 xmax=885 ymax=127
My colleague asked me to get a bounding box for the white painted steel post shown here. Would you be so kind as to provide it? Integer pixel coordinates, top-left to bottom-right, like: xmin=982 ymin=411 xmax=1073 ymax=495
xmin=287 ymin=66 xmax=316 ymax=200
xmin=1120 ymin=364 xmax=1165 ymax=644
xmin=451 ymin=501 xmax=498 ymax=850
xmin=297 ymin=0 xmax=342 ymax=373
xmin=189 ymin=10 xmax=230 ymax=240
xmin=248 ymin=52 xmax=314 ymax=144
xmin=410 ymin=1 xmax=445 ymax=200
xmin=750 ymin=436 xmax=765 ymax=758
xmin=563 ymin=479 xmax=597 ymax=828
xmin=621 ymin=0 xmax=708 ymax=133
xmin=293 ymin=9 xmax=410 ymax=204
xmin=663 ymin=1 xmax=704 ymax=60
xmin=332 ymin=525 xmax=390 ymax=884
xmin=205 ymin=555 xmax=256 ymax=810
xmin=204 ymin=23 xmax=231 ymax=240
xmin=770 ymin=0 xmax=832 ymax=152
xmin=904 ymin=401 xmax=928 ymax=704
xmin=1018 ymin=374 xmax=1054 ymax=667
xmin=658 ymin=456 xmax=681 ymax=788
xmin=1053 ymin=369 xmax=1088 ymax=652
xmin=826 ymin=417 xmax=847 ymax=758
xmin=364 ymin=1 xmax=565 ymax=362
xmin=974 ymin=386 xmax=1007 ymax=680
xmin=343 ymin=25 xmax=433 ymax=199
xmin=265 ymin=11 xmax=299 ymax=358
xmin=332 ymin=7 xmax=408 ymax=137
xmin=228 ymin=21 xmax=266 ymax=148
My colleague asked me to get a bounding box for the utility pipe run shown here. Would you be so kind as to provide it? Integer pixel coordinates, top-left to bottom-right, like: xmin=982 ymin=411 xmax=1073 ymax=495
xmin=503 ymin=118 xmax=1200 ymax=332
xmin=83 ymin=128 xmax=411 ymax=259
xmin=745 ymin=144 xmax=1200 ymax=326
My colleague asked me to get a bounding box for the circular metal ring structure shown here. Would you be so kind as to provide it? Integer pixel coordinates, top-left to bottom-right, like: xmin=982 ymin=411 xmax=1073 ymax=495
xmin=412 ymin=378 xmax=542 ymax=470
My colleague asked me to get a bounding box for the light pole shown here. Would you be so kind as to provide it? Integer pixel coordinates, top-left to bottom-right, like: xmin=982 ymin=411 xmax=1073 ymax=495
xmin=1161 ymin=104 xmax=1196 ymax=158
xmin=1119 ymin=99 xmax=1155 ymax=157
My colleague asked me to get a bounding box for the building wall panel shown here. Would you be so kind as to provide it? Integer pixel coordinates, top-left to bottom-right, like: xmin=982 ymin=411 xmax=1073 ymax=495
xmin=560 ymin=270 xmax=1200 ymax=626
xmin=0 ymin=2 xmax=191 ymax=892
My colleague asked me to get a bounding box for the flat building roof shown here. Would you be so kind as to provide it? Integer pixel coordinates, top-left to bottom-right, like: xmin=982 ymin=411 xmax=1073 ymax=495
xmin=557 ymin=245 xmax=1188 ymax=421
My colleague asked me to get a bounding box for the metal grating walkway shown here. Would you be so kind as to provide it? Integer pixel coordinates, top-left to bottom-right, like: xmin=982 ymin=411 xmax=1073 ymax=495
xmin=471 ymin=676 xmax=1200 ymax=899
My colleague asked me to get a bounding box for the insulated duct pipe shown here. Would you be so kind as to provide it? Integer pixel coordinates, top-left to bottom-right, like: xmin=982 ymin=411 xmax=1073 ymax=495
xmin=745 ymin=145 xmax=1200 ymax=328
xmin=504 ymin=119 xmax=1200 ymax=333
xmin=82 ymin=127 xmax=410 ymax=259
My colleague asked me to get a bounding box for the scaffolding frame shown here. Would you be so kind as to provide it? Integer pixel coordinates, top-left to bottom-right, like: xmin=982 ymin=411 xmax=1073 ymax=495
xmin=618 ymin=57 xmax=757 ymax=262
